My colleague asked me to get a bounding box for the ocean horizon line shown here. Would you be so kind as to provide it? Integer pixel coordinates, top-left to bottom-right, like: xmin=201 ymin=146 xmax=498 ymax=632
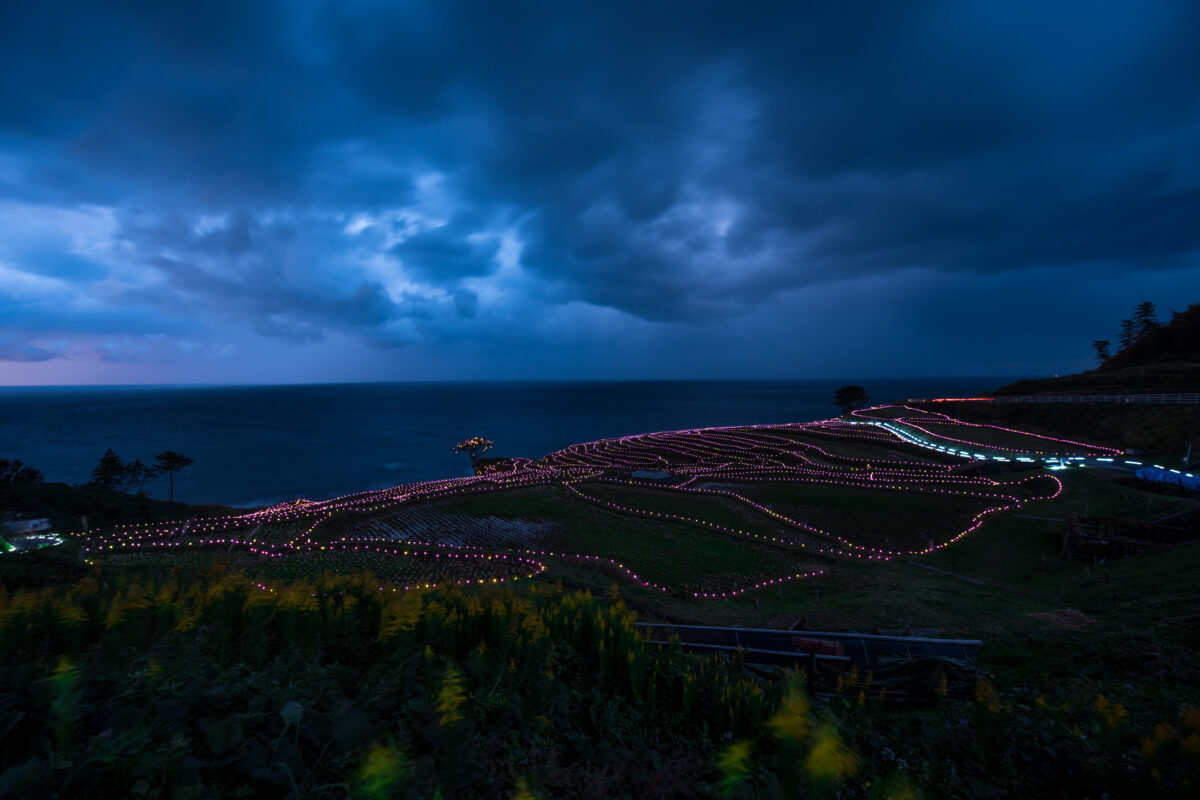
xmin=0 ymin=375 xmax=1018 ymax=391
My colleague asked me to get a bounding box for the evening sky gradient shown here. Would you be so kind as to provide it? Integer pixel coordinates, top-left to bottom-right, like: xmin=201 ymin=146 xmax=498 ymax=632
xmin=2 ymin=1 xmax=1199 ymax=384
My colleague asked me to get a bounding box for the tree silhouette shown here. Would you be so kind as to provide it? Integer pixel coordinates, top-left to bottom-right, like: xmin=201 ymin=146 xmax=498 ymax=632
xmin=1132 ymin=301 xmax=1160 ymax=337
xmin=1092 ymin=340 xmax=1111 ymax=364
xmin=122 ymin=458 xmax=160 ymax=495
xmin=0 ymin=458 xmax=43 ymax=484
xmin=832 ymin=385 xmax=869 ymax=415
xmin=452 ymin=437 xmax=494 ymax=470
xmin=88 ymin=448 xmax=125 ymax=490
xmin=155 ymin=451 xmax=194 ymax=502
xmin=1118 ymin=318 xmax=1138 ymax=351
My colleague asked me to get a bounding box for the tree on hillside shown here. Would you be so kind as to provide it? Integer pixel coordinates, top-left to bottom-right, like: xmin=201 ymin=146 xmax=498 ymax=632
xmin=1092 ymin=340 xmax=1112 ymax=364
xmin=832 ymin=385 xmax=869 ymax=415
xmin=0 ymin=458 xmax=44 ymax=484
xmin=1133 ymin=301 xmax=1160 ymax=337
xmin=121 ymin=459 xmax=160 ymax=495
xmin=452 ymin=436 xmax=494 ymax=470
xmin=1118 ymin=317 xmax=1138 ymax=351
xmin=154 ymin=451 xmax=194 ymax=502
xmin=88 ymin=449 xmax=126 ymax=490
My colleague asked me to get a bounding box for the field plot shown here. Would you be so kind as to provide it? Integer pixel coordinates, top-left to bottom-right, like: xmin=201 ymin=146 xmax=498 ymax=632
xmin=577 ymin=481 xmax=827 ymax=548
xmin=245 ymin=545 xmax=541 ymax=589
xmin=701 ymin=480 xmax=1003 ymax=551
xmin=354 ymin=486 xmax=822 ymax=595
xmin=847 ymin=405 xmax=1122 ymax=457
xmin=898 ymin=420 xmax=1095 ymax=454
xmin=762 ymin=426 xmax=955 ymax=466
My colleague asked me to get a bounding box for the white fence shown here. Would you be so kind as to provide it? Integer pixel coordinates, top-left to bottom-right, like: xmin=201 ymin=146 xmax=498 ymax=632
xmin=908 ymin=394 xmax=1200 ymax=405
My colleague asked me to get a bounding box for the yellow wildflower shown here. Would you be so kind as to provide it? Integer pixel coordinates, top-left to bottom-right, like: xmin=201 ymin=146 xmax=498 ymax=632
xmin=356 ymin=744 xmax=405 ymax=799
xmin=715 ymin=740 xmax=753 ymax=792
xmin=511 ymin=777 xmax=538 ymax=800
xmin=804 ymin=723 xmax=857 ymax=784
xmin=103 ymin=598 xmax=125 ymax=630
xmin=55 ymin=601 xmax=87 ymax=627
xmin=767 ymin=688 xmax=811 ymax=742
xmin=436 ymin=667 xmax=467 ymax=727
xmin=1094 ymin=695 xmax=1127 ymax=727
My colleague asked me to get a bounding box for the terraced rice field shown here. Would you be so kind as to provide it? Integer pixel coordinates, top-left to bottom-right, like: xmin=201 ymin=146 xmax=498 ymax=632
xmin=79 ymin=405 xmax=1118 ymax=598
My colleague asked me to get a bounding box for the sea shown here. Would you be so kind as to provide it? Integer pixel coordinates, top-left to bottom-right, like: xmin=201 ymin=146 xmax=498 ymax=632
xmin=0 ymin=379 xmax=1004 ymax=508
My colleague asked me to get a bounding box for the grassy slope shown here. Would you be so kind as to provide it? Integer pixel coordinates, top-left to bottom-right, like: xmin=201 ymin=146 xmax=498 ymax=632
xmin=911 ymin=400 xmax=1199 ymax=459
xmin=386 ymin=484 xmax=821 ymax=591
xmin=0 ymin=480 xmax=243 ymax=533
xmin=993 ymin=361 xmax=1200 ymax=395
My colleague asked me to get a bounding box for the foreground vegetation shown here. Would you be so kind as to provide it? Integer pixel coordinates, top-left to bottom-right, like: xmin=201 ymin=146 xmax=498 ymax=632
xmin=2 ymin=560 xmax=1197 ymax=799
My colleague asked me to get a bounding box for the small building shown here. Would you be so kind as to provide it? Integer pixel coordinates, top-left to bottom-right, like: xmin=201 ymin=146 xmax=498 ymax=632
xmin=1 ymin=518 xmax=52 ymax=536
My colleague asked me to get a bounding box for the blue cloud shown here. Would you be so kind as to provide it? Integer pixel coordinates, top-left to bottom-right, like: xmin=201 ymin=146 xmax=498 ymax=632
xmin=1 ymin=1 xmax=1199 ymax=376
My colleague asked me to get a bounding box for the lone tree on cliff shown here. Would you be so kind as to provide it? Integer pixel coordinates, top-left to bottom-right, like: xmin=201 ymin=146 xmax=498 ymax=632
xmin=832 ymin=385 xmax=869 ymax=415
xmin=155 ymin=451 xmax=194 ymax=502
xmin=452 ymin=437 xmax=493 ymax=471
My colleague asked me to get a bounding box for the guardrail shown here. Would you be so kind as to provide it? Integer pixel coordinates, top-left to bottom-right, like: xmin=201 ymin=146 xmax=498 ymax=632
xmin=635 ymin=622 xmax=981 ymax=699
xmin=634 ymin=622 xmax=981 ymax=668
xmin=908 ymin=394 xmax=1200 ymax=404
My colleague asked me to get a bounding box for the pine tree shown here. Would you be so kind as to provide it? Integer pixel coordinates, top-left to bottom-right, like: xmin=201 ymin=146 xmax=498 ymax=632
xmin=832 ymin=385 xmax=869 ymax=414
xmin=121 ymin=459 xmax=161 ymax=494
xmin=154 ymin=451 xmax=194 ymax=502
xmin=1132 ymin=301 xmax=1160 ymax=337
xmin=88 ymin=449 xmax=125 ymax=490
xmin=1092 ymin=340 xmax=1111 ymax=364
xmin=1118 ymin=318 xmax=1138 ymax=351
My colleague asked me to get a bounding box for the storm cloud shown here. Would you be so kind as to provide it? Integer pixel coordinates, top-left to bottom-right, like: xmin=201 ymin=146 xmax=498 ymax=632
xmin=2 ymin=0 xmax=1199 ymax=382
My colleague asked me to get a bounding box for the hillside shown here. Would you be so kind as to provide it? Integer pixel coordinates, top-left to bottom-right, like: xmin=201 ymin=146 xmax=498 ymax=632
xmin=1101 ymin=302 xmax=1200 ymax=371
xmin=994 ymin=303 xmax=1200 ymax=395
xmin=0 ymin=481 xmax=244 ymax=534
xmin=910 ymin=401 xmax=1197 ymax=458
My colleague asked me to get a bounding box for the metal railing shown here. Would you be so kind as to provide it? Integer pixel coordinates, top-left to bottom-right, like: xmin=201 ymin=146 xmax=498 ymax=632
xmin=908 ymin=394 xmax=1200 ymax=404
xmin=634 ymin=622 xmax=981 ymax=669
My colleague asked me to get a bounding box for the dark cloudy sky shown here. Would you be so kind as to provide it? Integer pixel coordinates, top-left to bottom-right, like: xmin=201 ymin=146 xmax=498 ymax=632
xmin=2 ymin=1 xmax=1198 ymax=384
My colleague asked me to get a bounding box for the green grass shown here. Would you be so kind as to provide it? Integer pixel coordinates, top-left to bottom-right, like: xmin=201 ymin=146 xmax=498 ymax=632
xmin=775 ymin=429 xmax=957 ymax=465
xmin=576 ymin=481 xmax=825 ymax=546
xmin=697 ymin=480 xmax=1000 ymax=549
xmin=913 ymin=399 xmax=1196 ymax=456
xmin=365 ymin=486 xmax=821 ymax=592
xmin=899 ymin=419 xmax=1098 ymax=453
